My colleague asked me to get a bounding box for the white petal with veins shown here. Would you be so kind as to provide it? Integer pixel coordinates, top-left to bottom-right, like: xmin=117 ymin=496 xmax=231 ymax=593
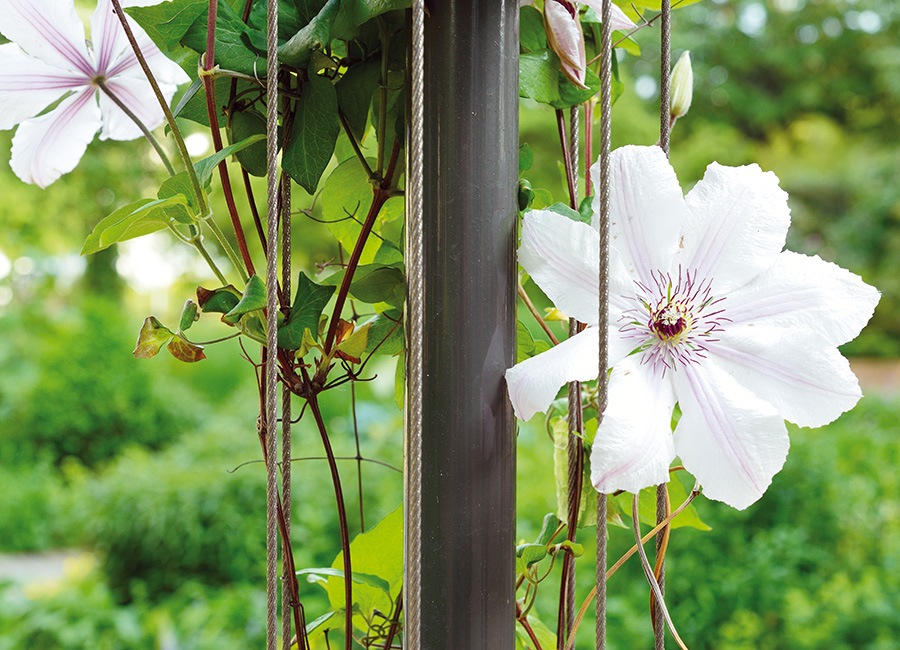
xmin=10 ymin=89 xmax=102 ymax=187
xmin=591 ymin=356 xmax=676 ymax=495
xmin=673 ymin=358 xmax=789 ymax=510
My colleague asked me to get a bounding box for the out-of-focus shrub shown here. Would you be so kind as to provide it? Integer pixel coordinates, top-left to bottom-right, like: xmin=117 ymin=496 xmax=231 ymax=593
xmin=1 ymin=298 xmax=192 ymax=467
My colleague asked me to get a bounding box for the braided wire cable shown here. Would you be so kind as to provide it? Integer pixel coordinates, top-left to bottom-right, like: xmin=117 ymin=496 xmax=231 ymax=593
xmin=655 ymin=3 xmax=672 ymax=648
xmin=596 ymin=1 xmax=613 ymax=649
xmin=264 ymin=0 xmax=279 ymax=646
xmin=404 ymin=2 xmax=425 ymax=649
xmin=281 ymin=173 xmax=292 ymax=650
xmin=564 ymin=103 xmax=580 ymax=640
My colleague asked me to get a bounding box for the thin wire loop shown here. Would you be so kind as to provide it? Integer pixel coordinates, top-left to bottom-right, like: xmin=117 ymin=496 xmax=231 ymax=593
xmin=596 ymin=1 xmax=613 ymax=649
xmin=404 ymin=2 xmax=425 ymax=650
xmin=264 ymin=0 xmax=280 ymax=646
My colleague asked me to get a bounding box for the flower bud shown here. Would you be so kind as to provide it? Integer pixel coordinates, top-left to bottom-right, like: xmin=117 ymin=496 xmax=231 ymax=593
xmin=669 ymin=51 xmax=693 ymax=120
xmin=544 ymin=0 xmax=589 ymax=90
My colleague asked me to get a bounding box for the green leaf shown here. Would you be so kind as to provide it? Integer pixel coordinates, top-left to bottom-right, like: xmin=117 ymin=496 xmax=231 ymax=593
xmin=178 ymin=300 xmax=200 ymax=331
xmin=515 ymin=543 xmax=548 ymax=569
xmin=394 ymin=352 xmax=404 ymax=410
xmin=133 ymin=317 xmax=175 ymax=359
xmin=194 ymin=134 xmax=267 ymax=187
xmin=520 ymin=50 xmax=561 ymax=104
xmin=546 ymin=202 xmax=586 ymax=224
xmin=552 ymin=416 xmax=597 ymax=528
xmin=197 ymin=285 xmax=242 ymax=314
xmin=335 ymin=323 xmax=370 ymax=362
xmin=336 ymin=59 xmax=381 ymax=140
xmin=534 ymin=513 xmax=562 ymax=546
xmin=224 ymin=274 xmax=267 ymax=323
xmin=374 ymin=240 xmax=403 ymax=265
xmin=349 ymin=266 xmax=404 ymax=306
xmin=304 ymin=610 xmax=338 ymax=639
xmin=283 ymin=74 xmax=339 ymax=193
xmin=319 ymin=158 xmax=381 ymax=261
xmin=325 ymin=505 xmax=403 ymax=633
xmin=515 ymin=614 xmax=557 ymax=650
xmin=166 ymin=334 xmax=207 ymax=362
xmin=330 ymin=0 xmax=410 ymax=40
xmin=125 ymin=0 xmax=207 ymax=53
xmin=361 ymin=310 xmax=403 ymax=356
xmin=278 ymin=0 xmax=339 ymax=67
xmin=297 ymin=567 xmax=391 ymax=595
xmin=158 ymin=171 xmax=200 ymax=223
xmin=229 ymin=111 xmax=269 ymax=177
xmin=180 ymin=1 xmax=266 ymax=75
xmin=517 ymin=320 xmax=536 ymax=362
xmin=519 ymin=143 xmax=535 ymax=176
xmin=614 ymin=480 xmax=710 ymax=531
xmin=520 ymin=5 xmax=547 ymax=52
xmin=82 ymin=197 xmax=188 ymax=255
xmin=278 ymin=271 xmax=336 ymax=350
xmin=551 ymin=65 xmax=602 ymax=109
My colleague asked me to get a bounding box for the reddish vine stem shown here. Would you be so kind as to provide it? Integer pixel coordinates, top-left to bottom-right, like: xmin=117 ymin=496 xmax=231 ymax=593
xmin=322 ymin=138 xmax=401 ymax=354
xmin=303 ymin=368 xmax=353 ymax=650
xmin=380 ymin=592 xmax=403 ymax=650
xmin=517 ymin=600 xmax=546 ymax=650
xmin=202 ymin=0 xmax=256 ymax=278
xmin=555 ymin=109 xmax=578 ymax=211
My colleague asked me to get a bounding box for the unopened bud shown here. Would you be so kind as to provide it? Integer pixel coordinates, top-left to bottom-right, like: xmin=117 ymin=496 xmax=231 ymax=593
xmin=544 ymin=0 xmax=588 ymax=90
xmin=669 ymin=51 xmax=693 ymax=120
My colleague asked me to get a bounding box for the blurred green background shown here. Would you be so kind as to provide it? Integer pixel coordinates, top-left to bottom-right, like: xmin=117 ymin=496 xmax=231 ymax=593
xmin=1 ymin=0 xmax=899 ymax=648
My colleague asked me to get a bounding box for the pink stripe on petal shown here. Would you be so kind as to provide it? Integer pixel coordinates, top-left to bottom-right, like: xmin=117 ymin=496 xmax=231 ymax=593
xmin=8 ymin=0 xmax=94 ymax=74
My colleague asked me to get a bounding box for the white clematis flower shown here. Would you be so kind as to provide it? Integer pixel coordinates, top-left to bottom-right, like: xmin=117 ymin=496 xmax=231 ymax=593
xmin=506 ymin=145 xmax=879 ymax=510
xmin=0 ymin=0 xmax=188 ymax=187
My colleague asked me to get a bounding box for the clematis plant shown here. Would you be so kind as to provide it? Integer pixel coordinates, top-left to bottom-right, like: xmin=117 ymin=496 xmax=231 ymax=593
xmin=0 ymin=0 xmax=187 ymax=187
xmin=544 ymin=0 xmax=635 ymax=89
xmin=507 ymin=145 xmax=880 ymax=510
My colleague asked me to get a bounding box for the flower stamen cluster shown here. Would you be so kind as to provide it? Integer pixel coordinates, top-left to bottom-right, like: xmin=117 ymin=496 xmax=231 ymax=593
xmin=619 ymin=268 xmax=727 ymax=373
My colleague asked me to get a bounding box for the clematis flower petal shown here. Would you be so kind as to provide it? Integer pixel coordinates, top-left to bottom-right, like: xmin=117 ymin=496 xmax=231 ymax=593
xmin=520 ymin=209 xmax=633 ymax=325
xmin=0 ymin=0 xmax=92 ymax=73
xmin=98 ymin=73 xmax=168 ymax=140
xmin=0 ymin=43 xmax=86 ymax=129
xmin=580 ymin=0 xmax=637 ymax=32
xmin=506 ymin=327 xmax=600 ymax=422
xmin=673 ymin=358 xmax=790 ymax=510
xmin=10 ymin=88 xmax=102 ymax=187
xmin=679 ymin=161 xmax=790 ymax=294
xmin=707 ymin=325 xmax=862 ymax=428
xmin=723 ymin=251 xmax=880 ymax=347
xmin=592 ymin=145 xmax=686 ymax=287
xmin=590 ymin=356 xmax=676 ymax=495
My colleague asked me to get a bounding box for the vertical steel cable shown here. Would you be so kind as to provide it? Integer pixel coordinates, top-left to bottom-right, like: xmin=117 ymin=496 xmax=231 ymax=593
xmin=655 ymin=2 xmax=672 ymax=648
xmin=564 ymin=104 xmax=580 ymax=640
xmin=264 ymin=0 xmax=279 ymax=646
xmin=404 ymin=2 xmax=425 ymax=650
xmin=281 ymin=172 xmax=293 ymax=650
xmin=596 ymin=1 xmax=613 ymax=649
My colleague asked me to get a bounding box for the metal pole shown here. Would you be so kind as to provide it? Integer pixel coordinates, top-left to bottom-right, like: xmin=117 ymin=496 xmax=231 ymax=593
xmin=406 ymin=2 xmax=518 ymax=648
